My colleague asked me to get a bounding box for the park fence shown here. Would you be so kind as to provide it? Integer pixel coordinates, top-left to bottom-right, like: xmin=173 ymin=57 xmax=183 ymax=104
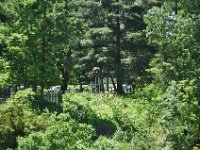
xmin=34 ymin=92 xmax=63 ymax=113
xmin=0 ymin=89 xmax=63 ymax=113
xmin=0 ymin=88 xmax=11 ymax=104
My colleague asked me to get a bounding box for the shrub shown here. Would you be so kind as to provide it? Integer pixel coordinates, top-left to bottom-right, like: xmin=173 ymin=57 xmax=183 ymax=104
xmin=0 ymin=101 xmax=32 ymax=149
xmin=0 ymin=89 xmax=49 ymax=149
xmin=161 ymin=80 xmax=200 ymax=149
xmin=17 ymin=114 xmax=95 ymax=150
xmin=62 ymin=92 xmax=159 ymax=149
xmin=10 ymin=88 xmax=35 ymax=107
xmin=62 ymin=93 xmax=117 ymax=137
xmin=90 ymin=136 xmax=131 ymax=150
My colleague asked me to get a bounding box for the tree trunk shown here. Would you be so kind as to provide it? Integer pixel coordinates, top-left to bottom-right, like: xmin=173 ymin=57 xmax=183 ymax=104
xmin=106 ymin=76 xmax=109 ymax=91
xmin=40 ymin=1 xmax=47 ymax=96
xmin=110 ymin=75 xmax=117 ymax=93
xmin=100 ymin=76 xmax=104 ymax=92
xmin=33 ymin=48 xmax=37 ymax=93
xmin=79 ymin=79 xmax=83 ymax=92
xmin=60 ymin=67 xmax=69 ymax=94
xmin=174 ymin=0 xmax=178 ymax=15
xmin=33 ymin=50 xmax=37 ymax=93
xmin=115 ymin=0 xmax=124 ymax=94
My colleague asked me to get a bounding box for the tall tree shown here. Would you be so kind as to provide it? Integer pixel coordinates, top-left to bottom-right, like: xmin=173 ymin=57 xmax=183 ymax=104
xmin=78 ymin=0 xmax=154 ymax=94
xmin=145 ymin=1 xmax=200 ymax=149
xmin=0 ymin=0 xmax=87 ymax=94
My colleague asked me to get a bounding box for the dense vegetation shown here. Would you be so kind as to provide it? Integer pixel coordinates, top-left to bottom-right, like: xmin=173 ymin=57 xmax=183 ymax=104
xmin=1 ymin=0 xmax=200 ymax=149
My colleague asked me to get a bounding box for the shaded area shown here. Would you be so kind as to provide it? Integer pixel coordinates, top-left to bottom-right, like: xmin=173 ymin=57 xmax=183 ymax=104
xmin=34 ymin=92 xmax=62 ymax=113
xmin=63 ymin=100 xmax=116 ymax=138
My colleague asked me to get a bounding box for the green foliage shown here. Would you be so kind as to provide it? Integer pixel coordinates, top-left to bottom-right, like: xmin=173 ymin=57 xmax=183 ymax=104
xmin=0 ymin=59 xmax=10 ymax=88
xmin=145 ymin=1 xmax=200 ymax=84
xmin=0 ymin=89 xmax=50 ymax=149
xmin=145 ymin=1 xmax=200 ymax=149
xmin=1 ymin=0 xmax=200 ymax=149
xmin=17 ymin=114 xmax=95 ymax=150
xmin=62 ymin=93 xmax=117 ymax=137
xmin=62 ymin=93 xmax=159 ymax=149
xmin=0 ymin=89 xmax=166 ymax=150
xmin=90 ymin=136 xmax=131 ymax=150
xmin=133 ymin=83 xmax=165 ymax=101
xmin=9 ymin=88 xmax=35 ymax=107
xmin=161 ymin=80 xmax=200 ymax=149
xmin=0 ymin=0 xmax=87 ymax=93
xmin=0 ymin=101 xmax=27 ymax=149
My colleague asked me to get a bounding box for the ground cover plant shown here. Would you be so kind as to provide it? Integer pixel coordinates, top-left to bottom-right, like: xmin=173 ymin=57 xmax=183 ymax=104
xmin=1 ymin=83 xmax=200 ymax=149
xmin=0 ymin=89 xmax=165 ymax=150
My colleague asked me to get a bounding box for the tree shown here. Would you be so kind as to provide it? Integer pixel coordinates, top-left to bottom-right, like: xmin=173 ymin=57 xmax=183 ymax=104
xmin=145 ymin=1 xmax=200 ymax=149
xmin=75 ymin=0 xmax=155 ymax=94
xmin=0 ymin=0 xmax=87 ymax=94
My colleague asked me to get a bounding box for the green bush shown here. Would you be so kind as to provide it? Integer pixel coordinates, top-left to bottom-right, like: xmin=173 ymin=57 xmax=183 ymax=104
xmin=10 ymin=88 xmax=35 ymax=107
xmin=62 ymin=93 xmax=117 ymax=137
xmin=0 ymin=101 xmax=33 ymax=149
xmin=0 ymin=102 xmax=23 ymax=149
xmin=0 ymin=89 xmax=49 ymax=149
xmin=62 ymin=93 xmax=160 ymax=149
xmin=17 ymin=114 xmax=95 ymax=150
xmin=0 ymin=89 xmax=166 ymax=149
xmin=161 ymin=80 xmax=200 ymax=150
xmin=90 ymin=136 xmax=131 ymax=150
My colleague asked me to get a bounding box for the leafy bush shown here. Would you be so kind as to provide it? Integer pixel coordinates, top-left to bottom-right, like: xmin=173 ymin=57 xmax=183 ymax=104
xmin=10 ymin=88 xmax=35 ymax=107
xmin=17 ymin=114 xmax=95 ymax=150
xmin=133 ymin=83 xmax=165 ymax=102
xmin=62 ymin=93 xmax=117 ymax=137
xmin=0 ymin=89 xmax=49 ymax=149
xmin=0 ymin=89 xmax=166 ymax=149
xmin=90 ymin=136 xmax=131 ymax=150
xmin=62 ymin=93 xmax=160 ymax=149
xmin=161 ymin=80 xmax=200 ymax=150
xmin=0 ymin=102 xmax=25 ymax=149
